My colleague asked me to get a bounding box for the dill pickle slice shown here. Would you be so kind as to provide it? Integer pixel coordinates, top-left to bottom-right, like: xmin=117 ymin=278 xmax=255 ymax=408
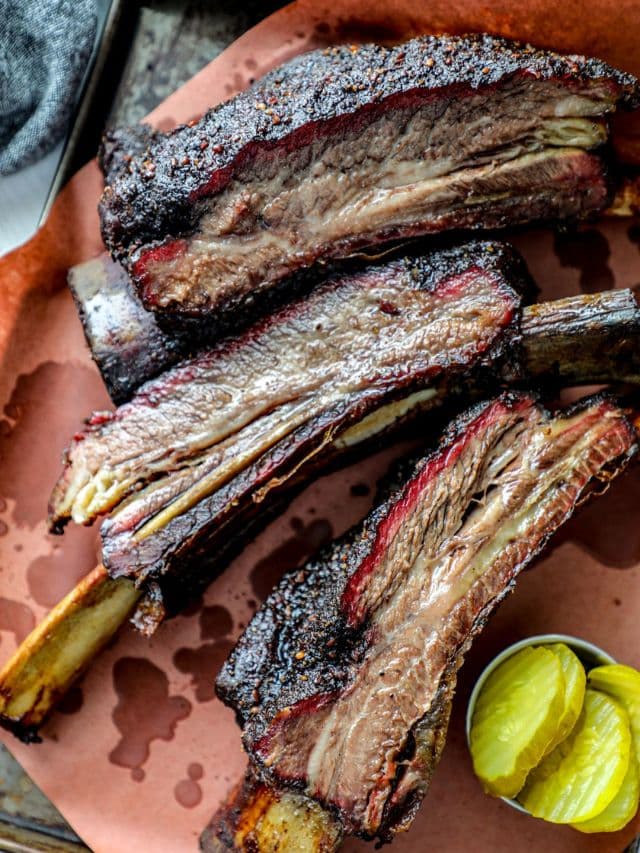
xmin=572 ymin=744 xmax=640 ymax=833
xmin=588 ymin=664 xmax=640 ymax=758
xmin=470 ymin=646 xmax=565 ymax=798
xmin=544 ymin=643 xmax=586 ymax=752
xmin=519 ymin=689 xmax=631 ymax=823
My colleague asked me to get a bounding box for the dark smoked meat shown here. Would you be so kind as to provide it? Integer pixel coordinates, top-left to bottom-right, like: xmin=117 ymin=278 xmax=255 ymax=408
xmin=50 ymin=242 xmax=640 ymax=628
xmin=68 ymin=248 xmax=640 ymax=405
xmin=98 ymin=34 xmax=638 ymax=320
xmin=68 ymin=255 xmax=192 ymax=405
xmin=50 ymin=243 xmax=524 ymax=615
xmin=216 ymin=393 xmax=637 ymax=841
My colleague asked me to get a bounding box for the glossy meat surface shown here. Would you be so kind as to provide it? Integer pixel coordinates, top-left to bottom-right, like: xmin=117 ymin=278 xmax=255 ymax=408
xmin=51 ymin=244 xmax=523 ymax=611
xmin=217 ymin=394 xmax=637 ymax=839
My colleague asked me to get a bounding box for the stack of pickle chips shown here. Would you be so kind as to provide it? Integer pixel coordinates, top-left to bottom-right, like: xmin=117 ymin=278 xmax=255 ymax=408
xmin=469 ymin=644 xmax=640 ymax=833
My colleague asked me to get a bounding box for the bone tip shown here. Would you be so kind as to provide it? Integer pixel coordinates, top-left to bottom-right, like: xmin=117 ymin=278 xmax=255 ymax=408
xmin=0 ymin=712 xmax=42 ymax=744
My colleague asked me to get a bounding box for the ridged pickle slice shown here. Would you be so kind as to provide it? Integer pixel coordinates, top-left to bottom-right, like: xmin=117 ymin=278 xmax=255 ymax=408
xmin=544 ymin=643 xmax=586 ymax=753
xmin=571 ymin=743 xmax=640 ymax=833
xmin=519 ymin=689 xmax=631 ymax=823
xmin=470 ymin=646 xmax=565 ymax=797
xmin=588 ymin=664 xmax=640 ymax=757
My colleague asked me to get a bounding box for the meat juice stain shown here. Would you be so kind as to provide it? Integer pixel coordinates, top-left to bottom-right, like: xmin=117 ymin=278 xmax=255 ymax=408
xmin=200 ymin=604 xmax=233 ymax=639
xmin=553 ymin=229 xmax=614 ymax=294
xmin=57 ymin=686 xmax=84 ymax=715
xmin=26 ymin=524 xmax=100 ymax=608
xmin=0 ymin=597 xmax=35 ymax=643
xmin=173 ymin=605 xmax=234 ymax=702
xmin=174 ymin=762 xmax=204 ymax=809
xmin=109 ymin=657 xmax=192 ymax=780
xmin=350 ymin=482 xmax=371 ymax=497
xmin=173 ymin=640 xmax=235 ymax=702
xmin=249 ymin=517 xmax=333 ymax=602
xmin=181 ymin=597 xmax=204 ymax=618
xmin=0 ymin=362 xmax=108 ymax=527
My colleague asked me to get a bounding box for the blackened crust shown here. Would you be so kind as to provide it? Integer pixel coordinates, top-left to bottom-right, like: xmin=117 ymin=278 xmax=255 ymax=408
xmin=216 ymin=392 xmax=637 ymax=840
xmin=67 ymin=254 xmax=192 ymax=405
xmin=99 ymin=33 xmax=639 ymax=259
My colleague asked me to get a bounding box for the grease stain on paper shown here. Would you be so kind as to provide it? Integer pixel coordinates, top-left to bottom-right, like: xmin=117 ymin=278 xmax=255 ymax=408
xmin=0 ymin=597 xmax=35 ymax=643
xmin=200 ymin=604 xmax=233 ymax=639
xmin=173 ymin=639 xmax=235 ymax=702
xmin=173 ymin=604 xmax=235 ymax=702
xmin=249 ymin=517 xmax=333 ymax=602
xmin=57 ymin=685 xmax=84 ymax=715
xmin=553 ymin=229 xmax=614 ymax=294
xmin=109 ymin=657 xmax=192 ymax=781
xmin=0 ymin=362 xmax=107 ymax=527
xmin=27 ymin=525 xmax=99 ymax=608
xmin=174 ymin=762 xmax=204 ymax=809
xmin=350 ymin=481 xmax=371 ymax=497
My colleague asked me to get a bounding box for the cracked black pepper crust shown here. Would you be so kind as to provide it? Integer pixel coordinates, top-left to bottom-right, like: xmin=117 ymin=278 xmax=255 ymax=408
xmin=99 ymin=33 xmax=639 ymax=260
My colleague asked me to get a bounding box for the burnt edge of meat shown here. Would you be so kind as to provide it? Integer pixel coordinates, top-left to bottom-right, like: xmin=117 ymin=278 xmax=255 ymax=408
xmin=215 ymin=391 xmax=637 ymax=839
xmin=200 ymin=770 xmax=263 ymax=851
xmin=67 ymin=254 xmax=193 ymax=405
xmin=98 ymin=33 xmax=639 ymax=260
xmin=99 ymin=124 xmax=156 ymax=186
xmin=0 ymin=715 xmax=41 ymax=745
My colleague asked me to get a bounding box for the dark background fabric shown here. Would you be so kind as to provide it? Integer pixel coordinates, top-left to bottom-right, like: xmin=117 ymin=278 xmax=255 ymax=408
xmin=0 ymin=0 xmax=97 ymax=175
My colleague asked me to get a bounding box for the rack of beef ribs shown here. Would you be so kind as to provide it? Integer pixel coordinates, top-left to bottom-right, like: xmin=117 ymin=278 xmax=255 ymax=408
xmin=98 ymin=34 xmax=638 ymax=323
xmin=49 ymin=243 xmax=640 ymax=629
xmin=211 ymin=392 xmax=638 ymax=848
xmin=3 ymin=243 xmax=640 ymax=742
xmin=50 ymin=243 xmax=529 ymax=619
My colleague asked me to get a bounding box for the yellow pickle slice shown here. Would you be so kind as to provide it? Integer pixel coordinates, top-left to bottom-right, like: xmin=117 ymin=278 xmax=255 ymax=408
xmin=588 ymin=664 xmax=640 ymax=757
xmin=519 ymin=689 xmax=631 ymax=823
xmin=544 ymin=643 xmax=586 ymax=753
xmin=571 ymin=742 xmax=640 ymax=833
xmin=470 ymin=646 xmax=565 ymax=798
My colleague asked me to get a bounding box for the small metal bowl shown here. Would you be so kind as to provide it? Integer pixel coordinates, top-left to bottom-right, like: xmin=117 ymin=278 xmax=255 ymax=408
xmin=465 ymin=634 xmax=617 ymax=814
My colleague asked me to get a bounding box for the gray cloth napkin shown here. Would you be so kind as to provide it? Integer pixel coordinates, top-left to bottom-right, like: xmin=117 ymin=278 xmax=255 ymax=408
xmin=0 ymin=0 xmax=97 ymax=175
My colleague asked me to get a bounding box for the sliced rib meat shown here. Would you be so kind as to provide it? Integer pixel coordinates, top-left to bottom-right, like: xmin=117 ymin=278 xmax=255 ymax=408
xmin=99 ymin=34 xmax=638 ymax=320
xmin=50 ymin=244 xmax=523 ymax=612
xmin=217 ymin=393 xmax=637 ymax=839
